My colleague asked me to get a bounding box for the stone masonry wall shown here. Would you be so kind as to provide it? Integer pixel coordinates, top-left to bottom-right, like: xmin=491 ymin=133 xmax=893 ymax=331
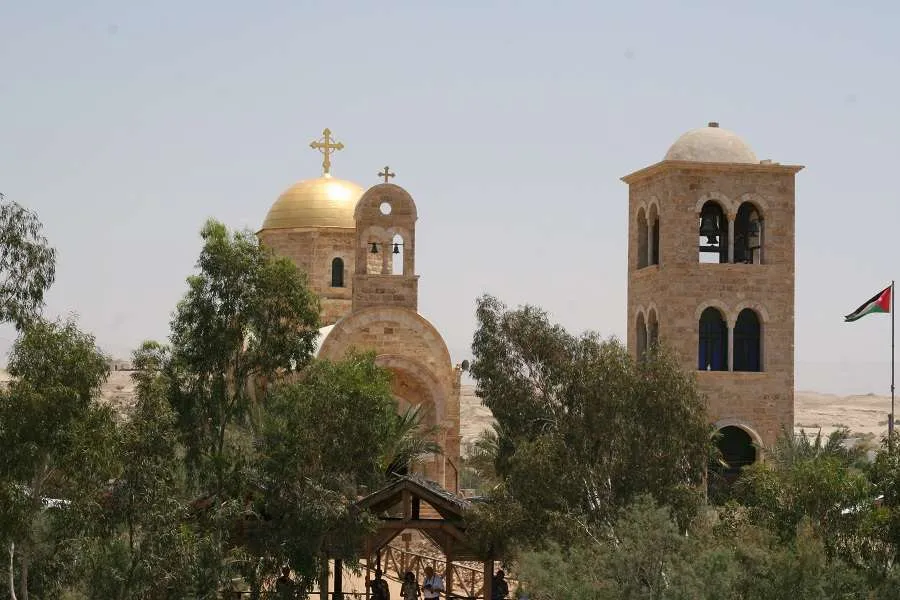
xmin=352 ymin=274 xmax=419 ymax=312
xmin=258 ymin=227 xmax=355 ymax=326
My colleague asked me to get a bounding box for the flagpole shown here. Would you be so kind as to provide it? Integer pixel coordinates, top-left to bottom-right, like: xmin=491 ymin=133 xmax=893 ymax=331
xmin=892 ymin=280 xmax=895 ymax=447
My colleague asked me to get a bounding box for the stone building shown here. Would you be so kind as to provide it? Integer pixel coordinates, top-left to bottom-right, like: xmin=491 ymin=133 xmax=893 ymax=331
xmin=623 ymin=122 xmax=803 ymax=468
xmin=258 ymin=130 xmax=462 ymax=492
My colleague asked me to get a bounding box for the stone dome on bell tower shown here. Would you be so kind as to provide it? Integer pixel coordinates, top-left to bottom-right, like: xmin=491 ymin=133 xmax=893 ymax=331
xmin=664 ymin=121 xmax=758 ymax=164
xmin=257 ymin=128 xmax=363 ymax=326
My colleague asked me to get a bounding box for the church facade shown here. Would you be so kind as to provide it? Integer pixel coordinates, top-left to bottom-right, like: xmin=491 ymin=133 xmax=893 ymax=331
xmin=624 ymin=122 xmax=803 ymax=468
xmin=256 ymin=123 xmax=801 ymax=487
xmin=258 ymin=130 xmax=462 ymax=492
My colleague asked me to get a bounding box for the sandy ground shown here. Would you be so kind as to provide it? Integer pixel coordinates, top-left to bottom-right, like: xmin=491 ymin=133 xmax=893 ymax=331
xmin=793 ymin=389 xmax=894 ymax=439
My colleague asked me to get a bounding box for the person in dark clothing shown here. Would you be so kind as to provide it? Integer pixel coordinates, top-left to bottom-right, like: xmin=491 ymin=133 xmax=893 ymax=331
xmin=491 ymin=570 xmax=509 ymax=600
xmin=275 ymin=566 xmax=295 ymax=599
xmin=367 ymin=568 xmax=391 ymax=600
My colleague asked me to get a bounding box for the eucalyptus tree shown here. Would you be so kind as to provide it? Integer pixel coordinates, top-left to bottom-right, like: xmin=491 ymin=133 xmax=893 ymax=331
xmin=0 ymin=318 xmax=114 ymax=600
xmin=468 ymin=294 xmax=711 ymax=548
xmin=0 ymin=193 xmax=56 ymax=330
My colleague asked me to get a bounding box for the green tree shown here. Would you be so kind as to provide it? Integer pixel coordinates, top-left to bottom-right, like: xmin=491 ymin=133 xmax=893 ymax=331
xmin=78 ymin=341 xmax=195 ymax=600
xmin=248 ymin=353 xmax=400 ymax=591
xmin=733 ymin=428 xmax=873 ymax=561
xmin=0 ymin=194 xmax=56 ymax=330
xmin=517 ymin=497 xmax=871 ymax=600
xmin=166 ymin=219 xmax=320 ymax=497
xmin=381 ymin=404 xmax=443 ymax=480
xmin=461 ymin=425 xmax=501 ymax=493
xmin=146 ymin=219 xmax=321 ymax=596
xmin=468 ymin=295 xmax=710 ymax=549
xmin=0 ymin=317 xmax=114 ymax=600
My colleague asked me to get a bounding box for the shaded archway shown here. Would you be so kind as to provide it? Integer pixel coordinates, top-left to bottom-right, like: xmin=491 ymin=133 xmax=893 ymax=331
xmin=636 ymin=312 xmax=648 ymax=361
xmin=648 ymin=204 xmax=660 ymax=266
xmin=647 ymin=308 xmax=659 ymax=349
xmin=698 ymin=200 xmax=728 ymax=263
xmin=636 ymin=207 xmax=648 ymax=269
xmin=698 ymin=307 xmax=728 ymax=371
xmin=734 ymin=202 xmax=763 ymax=264
xmin=716 ymin=425 xmax=757 ymax=469
xmin=733 ymin=308 xmax=762 ymax=372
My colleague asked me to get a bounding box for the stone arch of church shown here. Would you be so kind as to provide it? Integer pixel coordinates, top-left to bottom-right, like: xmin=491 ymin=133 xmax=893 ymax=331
xmin=695 ymin=299 xmax=731 ymax=325
xmin=317 ymin=307 xmax=455 ymax=418
xmin=713 ymin=418 xmax=764 ymax=446
xmin=695 ymin=191 xmax=736 ymax=218
xmin=731 ymin=302 xmax=769 ymax=325
xmin=375 ymin=353 xmax=446 ymax=428
xmin=737 ymin=192 xmax=770 ymax=215
xmin=646 ymin=195 xmax=661 ymax=218
xmin=713 ymin=418 xmax=764 ymax=468
xmin=355 ymin=183 xmax=418 ymax=221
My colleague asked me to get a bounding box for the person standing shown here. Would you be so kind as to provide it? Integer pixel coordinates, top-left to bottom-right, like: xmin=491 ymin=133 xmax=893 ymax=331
xmin=367 ymin=568 xmax=391 ymax=600
xmin=275 ymin=566 xmax=295 ymax=600
xmin=400 ymin=570 xmax=420 ymax=600
xmin=422 ymin=566 xmax=444 ymax=600
xmin=491 ymin=570 xmax=509 ymax=600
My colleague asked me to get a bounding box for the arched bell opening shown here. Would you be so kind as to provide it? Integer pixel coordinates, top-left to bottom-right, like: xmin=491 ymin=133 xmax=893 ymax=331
xmin=698 ymin=307 xmax=728 ymax=371
xmin=647 ymin=308 xmax=659 ymax=349
xmin=648 ymin=204 xmax=660 ymax=266
xmin=636 ymin=312 xmax=648 ymax=362
xmin=366 ymin=237 xmax=383 ymax=274
xmin=698 ymin=201 xmax=728 ymax=264
xmin=391 ymin=233 xmax=405 ymax=275
xmin=636 ymin=207 xmax=648 ymax=269
xmin=734 ymin=202 xmax=763 ymax=264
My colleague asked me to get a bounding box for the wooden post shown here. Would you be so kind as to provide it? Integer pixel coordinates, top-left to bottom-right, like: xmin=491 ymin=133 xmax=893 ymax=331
xmin=445 ymin=541 xmax=454 ymax=598
xmin=483 ymin=560 xmax=493 ymax=600
xmin=334 ymin=558 xmax=343 ymax=599
xmin=365 ymin=547 xmax=371 ymax=600
xmin=320 ymin=560 xmax=329 ymax=600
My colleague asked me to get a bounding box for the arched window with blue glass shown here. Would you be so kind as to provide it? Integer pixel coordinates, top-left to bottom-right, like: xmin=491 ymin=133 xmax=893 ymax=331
xmin=733 ymin=308 xmax=762 ymax=372
xmin=331 ymin=257 xmax=344 ymax=288
xmin=698 ymin=307 xmax=728 ymax=371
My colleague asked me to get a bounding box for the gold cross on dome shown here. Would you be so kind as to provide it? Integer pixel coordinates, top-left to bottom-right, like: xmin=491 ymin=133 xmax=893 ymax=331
xmin=378 ymin=166 xmax=395 ymax=183
xmin=309 ymin=128 xmax=344 ymax=175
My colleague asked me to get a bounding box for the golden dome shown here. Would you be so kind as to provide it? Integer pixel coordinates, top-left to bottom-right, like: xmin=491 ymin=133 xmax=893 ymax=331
xmin=261 ymin=175 xmax=365 ymax=230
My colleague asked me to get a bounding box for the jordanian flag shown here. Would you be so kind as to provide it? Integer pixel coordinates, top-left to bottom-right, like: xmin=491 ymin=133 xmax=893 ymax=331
xmin=845 ymin=285 xmax=892 ymax=322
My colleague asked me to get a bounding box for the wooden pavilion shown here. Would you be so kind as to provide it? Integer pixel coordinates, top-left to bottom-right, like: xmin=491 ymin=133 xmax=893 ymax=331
xmin=321 ymin=475 xmax=499 ymax=599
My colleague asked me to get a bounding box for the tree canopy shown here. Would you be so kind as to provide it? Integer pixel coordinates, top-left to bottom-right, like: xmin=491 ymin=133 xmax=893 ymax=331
xmin=0 ymin=194 xmax=56 ymax=330
xmin=468 ymin=295 xmax=711 ymax=550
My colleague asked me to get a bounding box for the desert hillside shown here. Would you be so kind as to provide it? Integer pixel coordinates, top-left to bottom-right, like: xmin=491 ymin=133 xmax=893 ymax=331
xmin=458 ymin=386 xmax=896 ymax=448
xmin=17 ymin=370 xmax=893 ymax=448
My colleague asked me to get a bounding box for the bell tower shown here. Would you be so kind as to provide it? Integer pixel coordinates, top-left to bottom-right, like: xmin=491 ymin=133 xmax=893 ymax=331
xmin=623 ymin=122 xmax=803 ymax=468
xmin=352 ymin=170 xmax=419 ymax=312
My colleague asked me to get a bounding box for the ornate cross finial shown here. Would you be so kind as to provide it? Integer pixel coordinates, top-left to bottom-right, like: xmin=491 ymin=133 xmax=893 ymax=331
xmin=309 ymin=128 xmax=344 ymax=176
xmin=378 ymin=166 xmax=395 ymax=183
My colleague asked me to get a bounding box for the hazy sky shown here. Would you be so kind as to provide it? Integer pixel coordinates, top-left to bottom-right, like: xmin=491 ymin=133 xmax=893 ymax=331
xmin=2 ymin=1 xmax=898 ymax=395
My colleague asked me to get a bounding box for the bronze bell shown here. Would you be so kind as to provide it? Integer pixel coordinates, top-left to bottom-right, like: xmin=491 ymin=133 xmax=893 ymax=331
xmin=392 ymin=243 xmax=401 ymax=254
xmin=699 ymin=213 xmax=719 ymax=244
xmin=370 ymin=242 xmax=379 ymax=254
